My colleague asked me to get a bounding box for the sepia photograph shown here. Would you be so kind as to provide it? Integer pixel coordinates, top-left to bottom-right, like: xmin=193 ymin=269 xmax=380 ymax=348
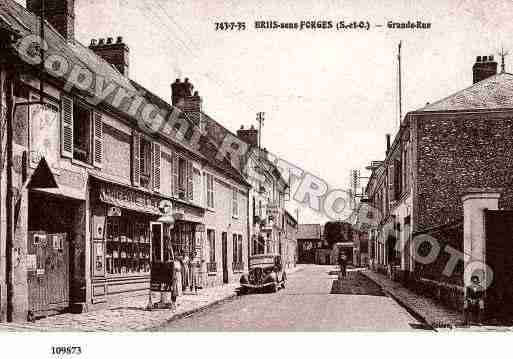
xmin=0 ymin=0 xmax=513 ymax=356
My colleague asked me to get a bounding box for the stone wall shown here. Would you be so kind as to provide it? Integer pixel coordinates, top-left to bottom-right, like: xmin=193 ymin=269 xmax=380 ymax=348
xmin=414 ymin=112 xmax=513 ymax=232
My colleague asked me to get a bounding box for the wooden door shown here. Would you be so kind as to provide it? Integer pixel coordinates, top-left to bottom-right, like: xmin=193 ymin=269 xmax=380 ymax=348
xmin=484 ymin=210 xmax=513 ymax=319
xmin=27 ymin=231 xmax=69 ymax=317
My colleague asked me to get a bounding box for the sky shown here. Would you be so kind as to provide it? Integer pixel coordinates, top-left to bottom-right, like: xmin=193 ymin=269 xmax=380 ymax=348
xmin=17 ymin=0 xmax=513 ymax=223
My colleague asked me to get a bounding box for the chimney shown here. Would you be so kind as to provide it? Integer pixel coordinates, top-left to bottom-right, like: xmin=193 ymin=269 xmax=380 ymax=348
xmin=27 ymin=0 xmax=75 ymax=41
xmin=386 ymin=134 xmax=391 ymax=155
xmin=473 ymin=54 xmax=498 ymax=84
xmin=237 ymin=125 xmax=258 ymax=147
xmin=171 ymin=78 xmax=203 ymax=113
xmin=89 ymin=36 xmax=130 ymax=77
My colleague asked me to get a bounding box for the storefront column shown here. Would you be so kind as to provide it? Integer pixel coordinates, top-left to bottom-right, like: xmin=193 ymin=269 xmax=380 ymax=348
xmin=70 ymin=199 xmax=89 ymax=312
xmin=462 ymin=188 xmax=501 ymax=286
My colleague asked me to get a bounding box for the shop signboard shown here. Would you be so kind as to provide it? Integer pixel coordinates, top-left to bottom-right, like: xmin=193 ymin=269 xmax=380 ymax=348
xmin=150 ymin=261 xmax=173 ymax=292
xmin=29 ymin=100 xmax=60 ymax=170
xmin=100 ymin=183 xmax=161 ymax=215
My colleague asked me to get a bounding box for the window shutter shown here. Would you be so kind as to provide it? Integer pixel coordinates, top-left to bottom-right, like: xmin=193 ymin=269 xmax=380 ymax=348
xmin=153 ymin=142 xmax=161 ymax=191
xmin=172 ymin=152 xmax=179 ymax=197
xmin=132 ymin=131 xmax=140 ymax=186
xmin=61 ymin=95 xmax=73 ymax=158
xmin=187 ymin=160 xmax=193 ymax=200
xmin=93 ymin=112 xmax=103 ymax=168
xmin=388 ymin=165 xmax=395 ymax=201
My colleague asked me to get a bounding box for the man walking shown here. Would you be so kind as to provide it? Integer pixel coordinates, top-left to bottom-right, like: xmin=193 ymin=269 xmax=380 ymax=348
xmin=338 ymin=252 xmax=347 ymax=279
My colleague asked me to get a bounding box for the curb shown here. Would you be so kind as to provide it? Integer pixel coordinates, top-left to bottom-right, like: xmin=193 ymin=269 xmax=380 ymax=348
xmin=145 ymin=291 xmax=238 ymax=330
xmin=359 ymin=270 xmax=436 ymax=331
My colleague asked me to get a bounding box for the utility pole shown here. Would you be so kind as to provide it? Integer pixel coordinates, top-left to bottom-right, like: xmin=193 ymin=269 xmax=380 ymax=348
xmin=398 ymin=41 xmax=403 ymax=127
xmin=499 ymin=47 xmax=509 ymax=74
xmin=256 ymin=112 xmax=265 ymax=159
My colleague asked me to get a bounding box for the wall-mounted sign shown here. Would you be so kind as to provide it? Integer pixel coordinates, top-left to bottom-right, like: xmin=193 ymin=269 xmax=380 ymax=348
xmin=26 ymin=254 xmax=37 ymax=271
xmin=33 ymin=233 xmax=47 ymax=247
xmin=29 ymin=99 xmax=60 ymax=170
xmin=107 ymin=206 xmax=121 ymax=217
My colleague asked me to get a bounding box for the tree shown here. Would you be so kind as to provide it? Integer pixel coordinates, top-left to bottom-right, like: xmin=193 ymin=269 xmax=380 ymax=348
xmin=324 ymin=221 xmax=353 ymax=248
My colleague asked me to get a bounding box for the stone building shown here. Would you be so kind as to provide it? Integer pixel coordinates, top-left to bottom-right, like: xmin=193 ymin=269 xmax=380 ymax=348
xmin=0 ymin=0 xmax=249 ymax=322
xmin=364 ymin=54 xmax=513 ymax=286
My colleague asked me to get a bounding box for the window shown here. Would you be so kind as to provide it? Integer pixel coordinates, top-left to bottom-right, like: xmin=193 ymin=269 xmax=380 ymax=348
xmin=206 ymin=173 xmax=214 ymax=208
xmin=394 ymin=159 xmax=402 ymax=199
xmin=233 ymin=234 xmax=243 ymax=271
xmin=139 ymin=138 xmax=152 ymax=189
xmin=178 ymin=157 xmax=187 ymax=198
xmin=73 ymin=102 xmax=91 ymax=163
xmin=232 ymin=188 xmax=238 ymax=217
xmin=207 ymin=229 xmax=216 ymax=264
xmin=402 ymin=148 xmax=409 ymax=193
xmin=105 ymin=218 xmax=151 ymax=275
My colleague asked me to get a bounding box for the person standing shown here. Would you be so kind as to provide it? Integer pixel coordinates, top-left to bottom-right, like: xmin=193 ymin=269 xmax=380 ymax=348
xmin=464 ymin=275 xmax=485 ymax=326
xmin=174 ymin=256 xmax=183 ymax=297
xmin=338 ymin=252 xmax=347 ymax=279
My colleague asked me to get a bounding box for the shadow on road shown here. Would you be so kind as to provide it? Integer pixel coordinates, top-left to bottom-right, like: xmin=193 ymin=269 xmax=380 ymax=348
xmin=330 ymin=272 xmax=386 ymax=296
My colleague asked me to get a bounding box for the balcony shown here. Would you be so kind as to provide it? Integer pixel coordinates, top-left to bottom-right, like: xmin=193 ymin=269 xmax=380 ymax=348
xmin=207 ymin=262 xmax=217 ymax=273
xmin=232 ymin=262 xmax=244 ymax=272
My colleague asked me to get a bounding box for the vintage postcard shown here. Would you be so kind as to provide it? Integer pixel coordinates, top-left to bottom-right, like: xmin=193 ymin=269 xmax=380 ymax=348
xmin=0 ymin=0 xmax=512 ymax=357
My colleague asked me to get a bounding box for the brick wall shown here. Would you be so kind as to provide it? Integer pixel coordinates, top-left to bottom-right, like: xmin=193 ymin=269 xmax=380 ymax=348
xmin=414 ymin=112 xmax=513 ymax=232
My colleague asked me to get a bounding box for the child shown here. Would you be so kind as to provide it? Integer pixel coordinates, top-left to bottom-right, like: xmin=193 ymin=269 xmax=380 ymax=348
xmin=464 ymin=275 xmax=484 ymax=326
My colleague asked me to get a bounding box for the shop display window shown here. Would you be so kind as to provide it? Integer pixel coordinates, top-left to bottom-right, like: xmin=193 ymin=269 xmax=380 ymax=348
xmin=105 ymin=217 xmax=151 ymax=275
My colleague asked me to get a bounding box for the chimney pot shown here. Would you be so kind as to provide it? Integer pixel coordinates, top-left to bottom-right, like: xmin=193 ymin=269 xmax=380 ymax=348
xmin=117 ymin=36 xmax=123 ymax=43
xmin=90 ymin=39 xmax=97 ymax=46
xmin=240 ymin=125 xmax=244 ymax=129
xmin=91 ymin=36 xmax=130 ymax=76
xmin=473 ymin=54 xmax=498 ymax=83
xmin=27 ymin=0 xmax=76 ymax=41
xmin=193 ymin=91 xmax=199 ymax=97
xmin=185 ymin=78 xmax=189 ymax=83
xmin=386 ymin=134 xmax=391 ymax=154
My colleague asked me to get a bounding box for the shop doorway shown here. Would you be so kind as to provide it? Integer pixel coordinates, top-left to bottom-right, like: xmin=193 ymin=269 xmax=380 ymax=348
xmin=27 ymin=192 xmax=79 ymax=317
xmin=222 ymin=232 xmax=228 ymax=284
xmin=151 ymin=222 xmax=163 ymax=262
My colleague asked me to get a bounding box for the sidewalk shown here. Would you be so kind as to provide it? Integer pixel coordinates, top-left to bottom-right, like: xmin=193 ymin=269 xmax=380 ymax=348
xmin=0 ymin=265 xmax=306 ymax=332
xmin=361 ymin=269 xmax=466 ymax=329
xmin=0 ymin=283 xmax=238 ymax=332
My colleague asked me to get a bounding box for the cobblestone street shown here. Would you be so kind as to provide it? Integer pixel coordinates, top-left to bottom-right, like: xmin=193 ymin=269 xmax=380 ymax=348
xmin=158 ymin=265 xmax=423 ymax=331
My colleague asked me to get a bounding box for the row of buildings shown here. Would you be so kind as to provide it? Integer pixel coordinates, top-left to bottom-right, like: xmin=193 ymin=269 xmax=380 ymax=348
xmin=296 ymin=222 xmax=368 ymax=267
xmin=359 ymin=53 xmax=513 ymax=318
xmin=0 ymin=0 xmax=297 ymax=322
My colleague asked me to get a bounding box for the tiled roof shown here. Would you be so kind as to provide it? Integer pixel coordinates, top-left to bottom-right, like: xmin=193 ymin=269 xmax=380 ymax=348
xmin=0 ymin=0 xmax=135 ymax=92
xmin=297 ymin=224 xmax=321 ymax=239
xmin=416 ymin=72 xmax=513 ymax=112
xmin=0 ymin=0 xmax=248 ymax=187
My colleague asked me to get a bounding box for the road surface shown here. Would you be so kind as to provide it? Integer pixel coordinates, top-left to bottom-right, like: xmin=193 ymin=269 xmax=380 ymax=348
xmin=158 ymin=265 xmax=424 ymax=331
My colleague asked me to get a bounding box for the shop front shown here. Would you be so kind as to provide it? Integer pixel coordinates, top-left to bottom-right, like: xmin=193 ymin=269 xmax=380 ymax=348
xmin=89 ymin=178 xmax=205 ymax=306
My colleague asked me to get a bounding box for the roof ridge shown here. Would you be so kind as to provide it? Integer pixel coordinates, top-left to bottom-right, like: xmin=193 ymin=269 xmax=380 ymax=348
xmin=417 ymin=72 xmax=513 ymax=112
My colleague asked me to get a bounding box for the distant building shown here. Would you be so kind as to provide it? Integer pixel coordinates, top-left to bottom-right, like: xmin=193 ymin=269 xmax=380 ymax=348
xmin=297 ymin=224 xmax=322 ymax=263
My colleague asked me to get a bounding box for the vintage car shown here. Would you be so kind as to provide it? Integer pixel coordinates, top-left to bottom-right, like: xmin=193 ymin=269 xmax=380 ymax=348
xmin=239 ymin=254 xmax=286 ymax=294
